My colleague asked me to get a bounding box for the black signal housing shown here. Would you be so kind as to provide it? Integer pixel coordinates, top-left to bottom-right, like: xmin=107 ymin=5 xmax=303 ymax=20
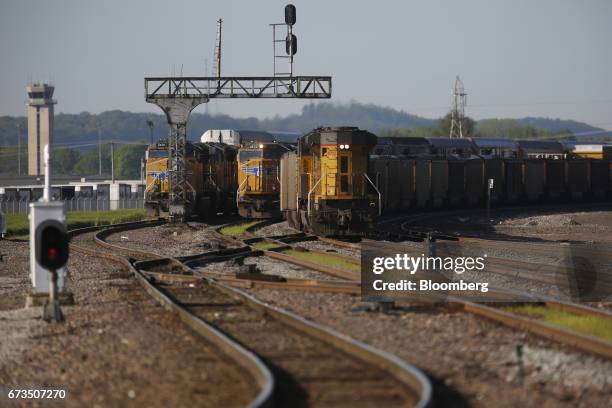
xmin=35 ymin=219 xmax=69 ymax=270
xmin=286 ymin=33 xmax=297 ymax=56
xmin=285 ymin=4 xmax=296 ymax=26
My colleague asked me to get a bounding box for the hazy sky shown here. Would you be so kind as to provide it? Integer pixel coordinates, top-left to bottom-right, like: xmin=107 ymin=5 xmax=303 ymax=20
xmin=1 ymin=0 xmax=611 ymax=129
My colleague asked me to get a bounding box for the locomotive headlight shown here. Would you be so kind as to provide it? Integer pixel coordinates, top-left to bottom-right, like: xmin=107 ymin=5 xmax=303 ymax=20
xmin=345 ymin=144 xmax=350 ymax=150
xmin=259 ymin=144 xmax=264 ymax=149
xmin=339 ymin=144 xmax=346 ymax=150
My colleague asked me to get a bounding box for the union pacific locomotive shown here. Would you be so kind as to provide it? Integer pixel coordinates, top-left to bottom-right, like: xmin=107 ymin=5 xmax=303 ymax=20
xmin=145 ymin=131 xmax=295 ymax=219
xmin=237 ymin=141 xmax=294 ymax=218
xmin=280 ymin=127 xmax=379 ymax=235
xmin=144 ymin=140 xmax=237 ymax=217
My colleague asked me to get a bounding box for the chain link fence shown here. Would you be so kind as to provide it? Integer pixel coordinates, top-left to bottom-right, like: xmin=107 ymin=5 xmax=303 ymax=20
xmin=0 ymin=198 xmax=145 ymax=214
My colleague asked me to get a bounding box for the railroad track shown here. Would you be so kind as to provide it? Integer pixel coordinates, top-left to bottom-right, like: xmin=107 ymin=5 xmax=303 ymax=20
xmin=211 ymin=221 xmax=361 ymax=281
xmin=69 ymin=221 xmax=273 ymax=408
xmin=70 ymin=221 xmax=433 ymax=408
xmin=392 ymin=207 xmax=612 ymax=296
xmin=213 ymin=219 xmax=612 ymax=360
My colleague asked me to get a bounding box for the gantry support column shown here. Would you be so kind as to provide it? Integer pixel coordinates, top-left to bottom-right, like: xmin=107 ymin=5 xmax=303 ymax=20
xmin=146 ymin=96 xmax=208 ymax=221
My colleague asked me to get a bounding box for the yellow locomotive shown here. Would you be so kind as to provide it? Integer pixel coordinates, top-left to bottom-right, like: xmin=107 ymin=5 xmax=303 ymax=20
xmin=236 ymin=141 xmax=293 ymax=218
xmin=145 ymin=140 xmax=237 ymax=217
xmin=280 ymin=127 xmax=379 ymax=235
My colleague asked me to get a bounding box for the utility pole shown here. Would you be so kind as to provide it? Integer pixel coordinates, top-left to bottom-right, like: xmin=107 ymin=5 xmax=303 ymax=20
xmin=449 ymin=76 xmax=467 ymax=139
xmin=110 ymin=141 xmax=115 ymax=183
xmin=97 ymin=125 xmax=102 ymax=176
xmin=16 ymin=122 xmax=21 ymax=176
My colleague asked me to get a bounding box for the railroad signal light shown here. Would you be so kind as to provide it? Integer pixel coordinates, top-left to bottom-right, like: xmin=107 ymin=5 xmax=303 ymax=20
xmin=35 ymin=219 xmax=69 ymax=271
xmin=285 ymin=33 xmax=297 ymax=56
xmin=284 ymin=4 xmax=296 ymax=26
xmin=34 ymin=218 xmax=69 ymax=323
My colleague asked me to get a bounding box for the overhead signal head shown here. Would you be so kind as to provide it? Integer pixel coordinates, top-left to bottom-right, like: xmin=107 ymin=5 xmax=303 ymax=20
xmin=285 ymin=4 xmax=296 ymax=26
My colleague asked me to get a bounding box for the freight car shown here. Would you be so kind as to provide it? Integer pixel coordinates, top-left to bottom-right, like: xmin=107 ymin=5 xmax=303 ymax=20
xmin=517 ymin=140 xmax=566 ymax=159
xmin=563 ymin=142 xmax=612 ymax=160
xmin=280 ymin=127 xmax=379 ymax=235
xmin=470 ymin=138 xmax=519 ymax=159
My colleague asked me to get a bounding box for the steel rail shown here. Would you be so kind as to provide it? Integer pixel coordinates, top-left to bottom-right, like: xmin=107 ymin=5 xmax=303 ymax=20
xmin=76 ymin=221 xmax=434 ymax=408
xmin=144 ymin=269 xmax=361 ymax=295
xmin=69 ymin=222 xmax=275 ymax=408
xmin=213 ymin=222 xmax=361 ymax=281
xmin=456 ymin=299 xmax=612 ymax=360
xmin=132 ymin=257 xmax=431 ymax=408
xmin=236 ymin=219 xmax=612 ymax=360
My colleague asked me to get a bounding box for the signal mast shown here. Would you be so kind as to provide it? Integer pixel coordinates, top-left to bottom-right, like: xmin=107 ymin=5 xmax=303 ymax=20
xmin=145 ymin=4 xmax=331 ymax=221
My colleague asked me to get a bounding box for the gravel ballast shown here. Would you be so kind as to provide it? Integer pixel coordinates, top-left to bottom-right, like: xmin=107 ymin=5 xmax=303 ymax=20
xmin=106 ymin=222 xmax=612 ymax=407
xmin=0 ymin=238 xmax=257 ymax=407
xmin=245 ymin=288 xmax=612 ymax=408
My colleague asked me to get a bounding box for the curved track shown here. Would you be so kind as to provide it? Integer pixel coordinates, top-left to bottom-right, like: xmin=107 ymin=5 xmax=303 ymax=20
xmin=70 ymin=221 xmax=273 ymax=408
xmin=70 ymin=221 xmax=433 ymax=408
xmin=217 ymin=219 xmax=612 ymax=360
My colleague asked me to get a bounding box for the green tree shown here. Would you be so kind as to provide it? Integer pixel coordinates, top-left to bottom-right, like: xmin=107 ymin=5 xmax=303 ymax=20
xmin=74 ymin=144 xmax=111 ymax=175
xmin=379 ymin=127 xmax=443 ymax=138
xmin=51 ymin=147 xmax=81 ymax=174
xmin=438 ymin=112 xmax=476 ymax=138
xmin=474 ymin=119 xmax=574 ymax=140
xmin=114 ymin=143 xmax=147 ymax=179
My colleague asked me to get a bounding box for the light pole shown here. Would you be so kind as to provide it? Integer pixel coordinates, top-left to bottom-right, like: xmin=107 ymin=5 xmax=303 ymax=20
xmin=110 ymin=141 xmax=115 ymax=184
xmin=97 ymin=125 xmax=102 ymax=176
xmin=16 ymin=122 xmax=21 ymax=176
xmin=487 ymin=178 xmax=494 ymax=222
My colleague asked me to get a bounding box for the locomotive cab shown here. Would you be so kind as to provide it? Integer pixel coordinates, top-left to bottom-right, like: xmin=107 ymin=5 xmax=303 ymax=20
xmin=281 ymin=127 xmax=379 ymax=236
xmin=237 ymin=142 xmax=291 ymax=218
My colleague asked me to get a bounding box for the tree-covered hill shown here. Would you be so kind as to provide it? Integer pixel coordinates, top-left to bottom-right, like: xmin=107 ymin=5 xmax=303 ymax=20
xmin=0 ymin=102 xmax=605 ymax=148
xmin=0 ymin=102 xmax=436 ymax=147
xmin=1 ymin=101 xmax=609 ymax=177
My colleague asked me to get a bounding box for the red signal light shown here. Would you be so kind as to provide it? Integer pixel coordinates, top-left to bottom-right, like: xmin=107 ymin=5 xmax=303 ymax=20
xmin=35 ymin=220 xmax=69 ymax=270
xmin=48 ymin=247 xmax=57 ymax=261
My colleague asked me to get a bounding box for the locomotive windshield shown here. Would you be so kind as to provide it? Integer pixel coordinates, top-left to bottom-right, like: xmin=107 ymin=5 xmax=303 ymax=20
xmin=262 ymin=144 xmax=287 ymax=160
xmin=238 ymin=149 xmax=262 ymax=163
xmin=148 ymin=149 xmax=168 ymax=158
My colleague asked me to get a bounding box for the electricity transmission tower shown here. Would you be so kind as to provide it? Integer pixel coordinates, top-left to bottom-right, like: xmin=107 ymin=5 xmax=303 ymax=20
xmin=449 ymin=76 xmax=467 ymax=139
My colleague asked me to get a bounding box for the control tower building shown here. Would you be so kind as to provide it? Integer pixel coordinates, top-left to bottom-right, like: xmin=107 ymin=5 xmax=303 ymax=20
xmin=26 ymin=83 xmax=56 ymax=176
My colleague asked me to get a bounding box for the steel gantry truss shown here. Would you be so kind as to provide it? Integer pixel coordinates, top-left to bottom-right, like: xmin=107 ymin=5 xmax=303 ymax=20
xmin=145 ymin=75 xmax=332 ymax=221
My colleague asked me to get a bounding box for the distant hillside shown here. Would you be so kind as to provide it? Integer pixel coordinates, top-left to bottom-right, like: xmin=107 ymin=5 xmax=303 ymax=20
xmin=516 ymin=117 xmax=601 ymax=134
xmin=0 ymin=102 xmax=436 ymax=147
xmin=0 ymin=102 xmax=606 ymax=147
